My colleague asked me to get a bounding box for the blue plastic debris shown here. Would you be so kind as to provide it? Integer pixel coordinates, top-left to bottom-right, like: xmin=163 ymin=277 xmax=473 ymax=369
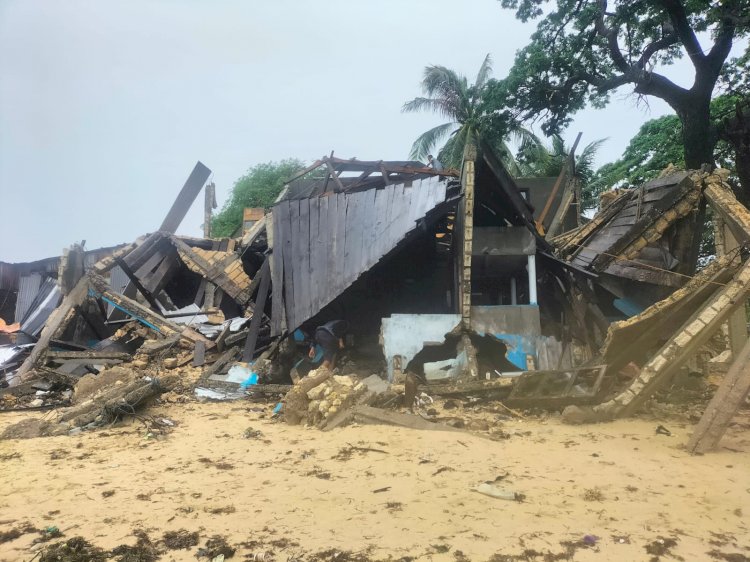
xmin=240 ymin=373 xmax=259 ymax=389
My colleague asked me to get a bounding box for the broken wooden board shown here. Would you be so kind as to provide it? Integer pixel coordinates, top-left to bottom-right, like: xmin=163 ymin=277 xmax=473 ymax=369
xmin=159 ymin=161 xmax=212 ymax=233
xmin=192 ymin=341 xmax=206 ymax=367
xmin=419 ymin=377 xmax=514 ymax=396
xmin=505 ymin=366 xmax=606 ymax=408
xmin=348 ymin=405 xmax=466 ymax=433
xmin=14 ymin=277 xmax=90 ymax=384
xmin=46 ymin=351 xmax=132 ymax=361
xmin=91 ymin=276 xmax=180 ymax=337
xmin=245 ymin=383 xmax=293 ymax=395
xmin=138 ymin=336 xmax=181 ymax=356
xmin=686 ymin=338 xmax=750 ymax=454
xmin=91 ymin=236 xmax=146 ymax=275
xmin=241 ymin=214 xmax=267 ymax=247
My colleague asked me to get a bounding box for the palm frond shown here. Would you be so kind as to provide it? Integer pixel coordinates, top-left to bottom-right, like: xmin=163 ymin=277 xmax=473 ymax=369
xmin=440 ymin=126 xmax=471 ymax=169
xmin=422 ymin=65 xmax=467 ymax=98
xmin=474 ymin=53 xmax=493 ymax=88
xmin=408 ymin=122 xmax=459 ymax=161
xmin=402 ymin=97 xmax=455 ymax=119
xmin=506 ymin=123 xmax=541 ymax=148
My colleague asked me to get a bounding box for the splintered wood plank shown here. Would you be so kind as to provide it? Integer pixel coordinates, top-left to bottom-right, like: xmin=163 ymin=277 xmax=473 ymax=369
xmin=334 ymin=193 xmax=350 ymax=294
xmin=159 ymin=161 xmax=212 ymax=233
xmin=297 ymin=198 xmax=312 ymax=323
xmin=328 ymin=193 xmax=344 ymax=311
xmin=359 ymin=188 xmax=377 ymax=273
xmin=242 ymin=260 xmax=271 ymax=362
xmin=318 ymin=195 xmax=330 ymax=314
xmin=144 ymin=248 xmax=180 ymax=294
xmin=406 ymin=179 xmax=421 ymax=225
xmin=192 ymin=341 xmax=206 ymax=367
xmin=295 ymin=199 xmax=311 ymax=322
xmin=415 ymin=178 xmax=433 ymax=224
xmin=271 ymin=207 xmax=285 ymax=336
xmin=92 ymin=237 xmax=145 ymax=275
xmin=114 ymin=257 xmax=161 ymax=311
xmin=395 ymin=184 xmax=413 ymax=243
xmin=134 ymin=248 xmax=165 ymax=280
xmin=289 ymin=199 xmax=303 ymax=330
xmin=371 ymin=188 xmax=389 ymax=266
xmin=343 ymin=191 xmax=364 ymax=288
xmin=281 ymin=200 xmax=296 ymax=330
xmin=383 ymin=185 xmax=400 ymax=251
xmin=309 ymin=197 xmax=324 ymax=317
xmin=687 ymin=338 xmax=750 ymax=453
xmin=123 ymin=232 xmax=163 ymax=271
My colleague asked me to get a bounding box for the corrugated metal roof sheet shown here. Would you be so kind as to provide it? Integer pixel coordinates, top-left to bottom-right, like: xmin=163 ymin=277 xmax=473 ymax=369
xmin=14 ymin=273 xmax=42 ymax=323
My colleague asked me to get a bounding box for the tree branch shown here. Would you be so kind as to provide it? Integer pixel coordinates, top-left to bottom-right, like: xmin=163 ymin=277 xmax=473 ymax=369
xmin=594 ymin=0 xmax=630 ymax=73
xmin=705 ymin=7 xmax=736 ymax=76
xmin=658 ymin=0 xmax=706 ymax=67
xmin=638 ymin=33 xmax=679 ymax=69
xmin=632 ymin=70 xmax=690 ymax=109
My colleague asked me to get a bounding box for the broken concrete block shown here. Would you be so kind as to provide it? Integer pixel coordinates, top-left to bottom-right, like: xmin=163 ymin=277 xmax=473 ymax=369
xmin=163 ymin=358 xmax=178 ymax=369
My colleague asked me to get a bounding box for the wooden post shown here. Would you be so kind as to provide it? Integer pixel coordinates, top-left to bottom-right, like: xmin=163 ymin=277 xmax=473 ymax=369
xmin=242 ymin=260 xmax=271 ymax=363
xmin=687 ymin=338 xmax=750 ymax=454
xmin=460 ymin=143 xmax=477 ymax=330
xmin=204 ymin=181 xmax=216 ymax=238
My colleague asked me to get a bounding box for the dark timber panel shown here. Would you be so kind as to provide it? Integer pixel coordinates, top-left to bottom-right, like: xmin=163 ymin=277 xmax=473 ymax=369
xmin=570 ymin=174 xmax=689 ymax=276
xmin=270 ymin=177 xmax=448 ymax=332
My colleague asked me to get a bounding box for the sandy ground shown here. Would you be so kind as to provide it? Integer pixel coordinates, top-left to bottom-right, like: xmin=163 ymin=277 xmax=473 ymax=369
xmin=1 ymin=399 xmax=749 ymax=562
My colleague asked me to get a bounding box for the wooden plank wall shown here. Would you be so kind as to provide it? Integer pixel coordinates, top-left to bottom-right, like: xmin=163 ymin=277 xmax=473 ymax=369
xmin=271 ymin=177 xmax=447 ymax=333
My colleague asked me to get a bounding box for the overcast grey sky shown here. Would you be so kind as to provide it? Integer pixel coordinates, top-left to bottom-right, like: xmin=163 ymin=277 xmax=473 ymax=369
xmin=0 ymin=0 xmax=714 ymax=262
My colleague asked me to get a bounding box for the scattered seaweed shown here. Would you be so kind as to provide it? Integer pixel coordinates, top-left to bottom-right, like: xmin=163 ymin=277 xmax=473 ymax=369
xmin=0 ymin=523 xmax=36 ymax=544
xmin=197 ymin=535 xmax=236 ymax=559
xmin=39 ymin=537 xmax=108 ymax=562
xmin=582 ymin=488 xmax=605 ymax=502
xmin=162 ymin=529 xmax=199 ymax=550
xmin=110 ymin=530 xmax=159 ymax=562
xmin=644 ymin=536 xmax=679 ymax=561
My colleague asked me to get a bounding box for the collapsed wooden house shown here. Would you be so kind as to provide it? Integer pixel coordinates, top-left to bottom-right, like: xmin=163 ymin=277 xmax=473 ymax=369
xmin=2 ymin=147 xmax=749 ymax=453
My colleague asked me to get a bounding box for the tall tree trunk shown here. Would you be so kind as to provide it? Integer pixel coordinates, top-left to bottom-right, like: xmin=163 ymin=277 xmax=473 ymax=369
xmin=719 ymin=102 xmax=750 ymax=207
xmin=677 ymin=94 xmax=715 ymax=170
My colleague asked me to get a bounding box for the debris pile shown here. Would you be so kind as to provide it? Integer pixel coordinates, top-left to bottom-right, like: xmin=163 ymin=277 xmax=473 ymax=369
xmin=1 ymin=153 xmax=748 ymax=454
xmin=0 ymin=162 xmax=280 ymax=431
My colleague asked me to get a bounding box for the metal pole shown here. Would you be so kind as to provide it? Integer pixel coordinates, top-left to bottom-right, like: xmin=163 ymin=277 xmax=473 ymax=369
xmin=527 ymin=255 xmax=537 ymax=305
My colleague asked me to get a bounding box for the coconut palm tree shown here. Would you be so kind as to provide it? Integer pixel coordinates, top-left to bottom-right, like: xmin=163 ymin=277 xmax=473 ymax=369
xmin=402 ymin=54 xmax=536 ymax=170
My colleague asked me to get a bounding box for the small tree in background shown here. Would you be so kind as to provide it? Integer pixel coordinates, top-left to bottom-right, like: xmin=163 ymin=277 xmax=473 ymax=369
xmin=211 ymin=159 xmax=305 ymax=238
